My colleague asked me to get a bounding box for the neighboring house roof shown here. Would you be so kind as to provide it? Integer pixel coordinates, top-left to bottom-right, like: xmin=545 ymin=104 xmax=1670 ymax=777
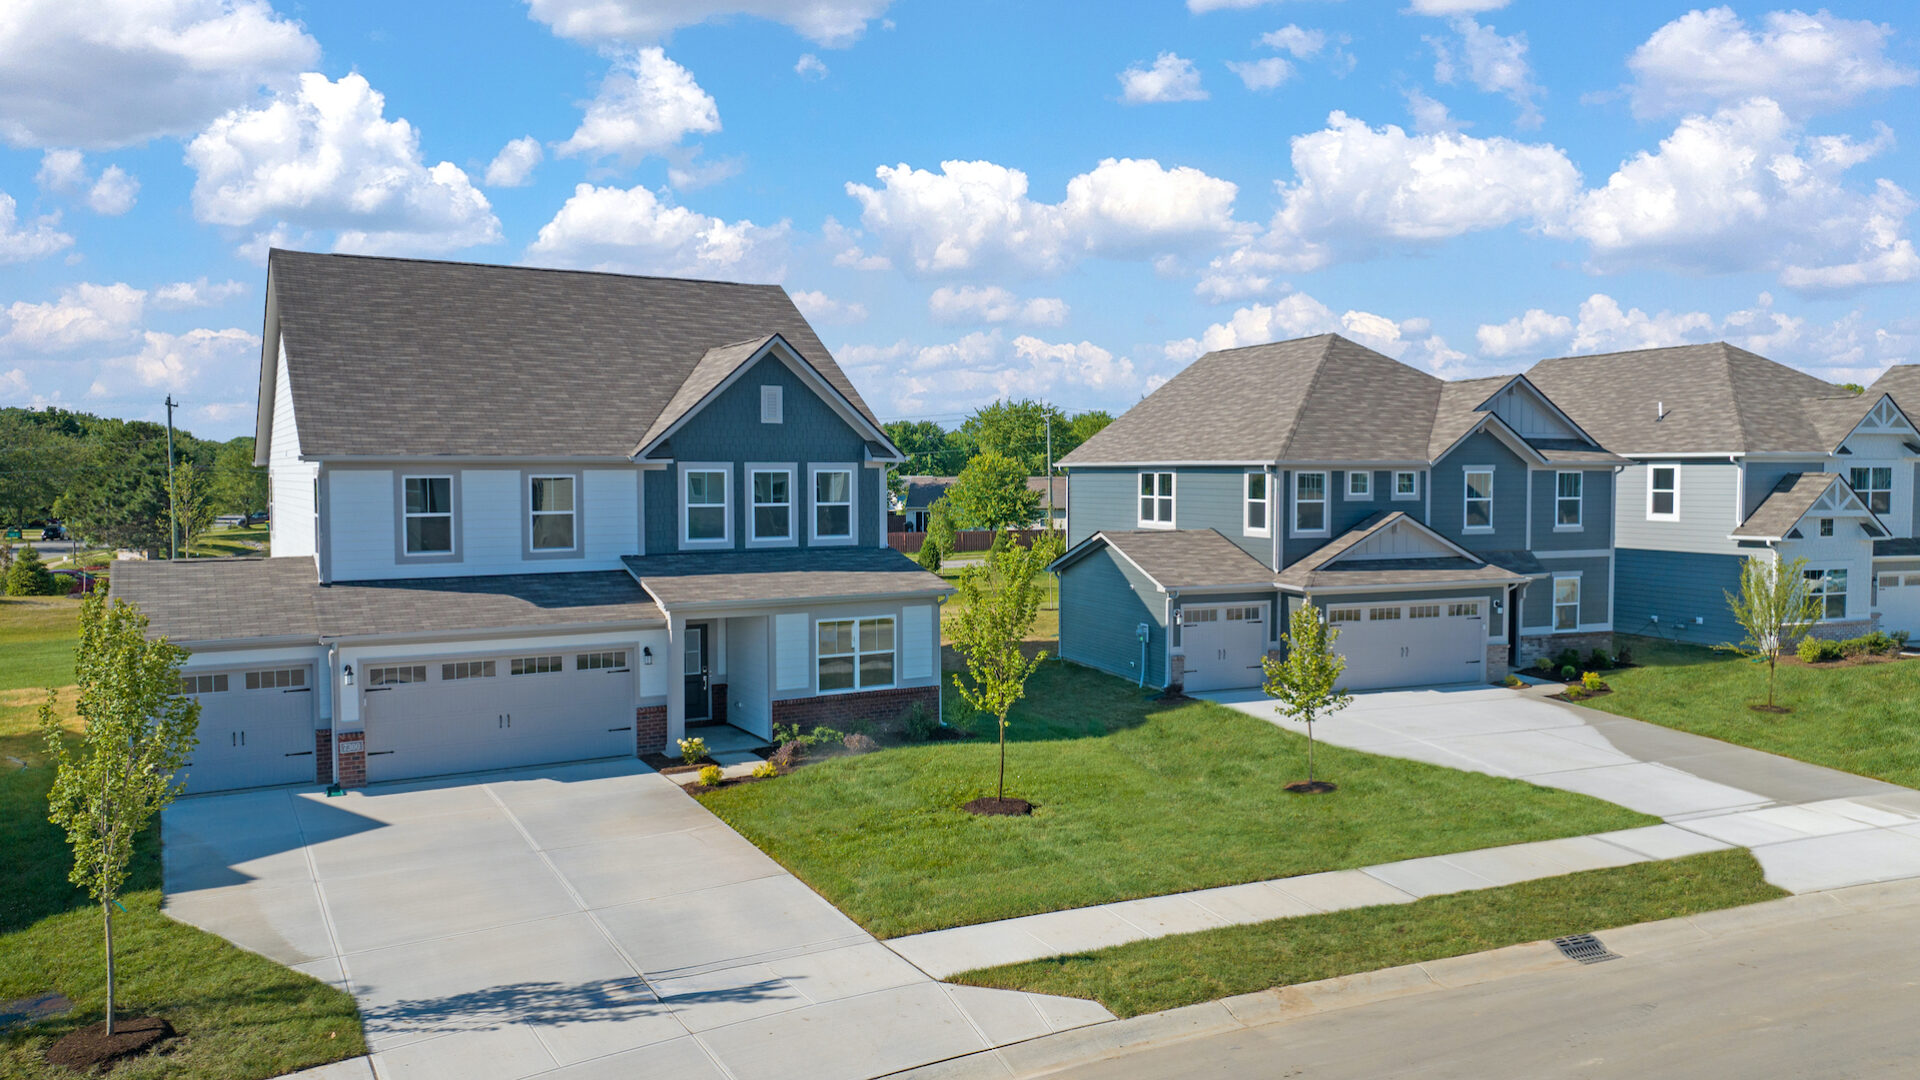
xmin=1274 ymin=512 xmax=1539 ymax=591
xmin=1526 ymin=342 xmax=1869 ymax=455
xmin=1058 ymin=334 xmax=1616 ymax=468
xmin=1875 ymin=538 xmax=1920 ymax=557
xmin=1027 ymin=475 xmax=1069 ymax=509
xmin=259 ymin=250 xmax=881 ymax=459
xmin=1731 ymin=473 xmax=1887 ymax=541
xmin=112 ymin=561 xmax=663 ymax=645
xmin=622 ymin=548 xmax=950 ymax=610
xmin=899 ymin=476 xmax=957 ymax=510
xmin=1052 ymin=529 xmax=1275 ymax=591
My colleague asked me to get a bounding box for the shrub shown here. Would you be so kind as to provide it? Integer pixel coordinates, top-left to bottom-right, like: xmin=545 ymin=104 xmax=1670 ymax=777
xmin=1797 ymin=636 xmax=1844 ymax=663
xmin=1502 ymin=675 xmax=1523 ymax=688
xmin=1564 ymin=686 xmax=1588 ymax=701
xmin=1554 ymin=648 xmax=1582 ymax=671
xmin=843 ymin=732 xmax=879 ymax=754
xmin=806 ymin=726 xmax=844 ymax=748
xmin=1617 ymin=646 xmax=1633 ymax=665
xmin=770 ymin=741 xmax=804 ymax=770
xmin=845 ymin=717 xmax=875 ymax=737
xmin=1589 ymin=649 xmax=1612 ymax=670
xmin=5 ymin=544 xmax=61 ymax=596
xmin=1581 ymin=670 xmax=1604 ymax=692
xmin=677 ymin=736 xmax=708 ymax=767
xmin=1559 ymin=664 xmax=1578 ymax=682
xmin=1895 ymin=631 xmax=1912 ymax=650
xmin=1857 ymin=631 xmax=1899 ymax=655
xmin=916 ymin=542 xmax=942 ymax=573
xmin=698 ymin=764 xmax=724 ymax=787
xmin=773 ymin=722 xmax=803 ymax=745
xmin=751 ymin=760 xmax=779 ymax=779
xmin=902 ymin=701 xmax=938 ymax=742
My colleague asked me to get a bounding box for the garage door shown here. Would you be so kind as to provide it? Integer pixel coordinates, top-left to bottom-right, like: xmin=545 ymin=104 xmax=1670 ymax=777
xmin=1879 ymin=573 xmax=1920 ymax=638
xmin=1327 ymin=600 xmax=1486 ymax=691
xmin=1181 ymin=605 xmax=1269 ymax=691
xmin=179 ymin=665 xmax=317 ymax=794
xmin=361 ymin=649 xmax=636 ymax=783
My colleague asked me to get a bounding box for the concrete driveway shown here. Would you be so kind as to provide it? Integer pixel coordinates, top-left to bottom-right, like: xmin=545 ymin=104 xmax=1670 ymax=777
xmin=1204 ymin=684 xmax=1920 ymax=894
xmin=161 ymin=759 xmax=1110 ymax=1080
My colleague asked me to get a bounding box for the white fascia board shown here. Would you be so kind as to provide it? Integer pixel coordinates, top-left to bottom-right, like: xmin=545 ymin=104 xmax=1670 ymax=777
xmin=252 ymin=278 xmax=280 ymax=466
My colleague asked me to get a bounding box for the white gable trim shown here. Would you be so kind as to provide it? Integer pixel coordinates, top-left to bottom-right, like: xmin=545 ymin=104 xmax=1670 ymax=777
xmin=1338 ymin=517 xmax=1467 ymax=562
xmin=1323 ymin=513 xmax=1483 ymax=568
xmin=1477 ymin=375 xmax=1592 ymax=443
xmin=252 ymin=276 xmax=283 ymax=465
xmin=1835 ymin=393 xmax=1920 ymax=450
xmin=1432 ymin=413 xmax=1548 ymax=467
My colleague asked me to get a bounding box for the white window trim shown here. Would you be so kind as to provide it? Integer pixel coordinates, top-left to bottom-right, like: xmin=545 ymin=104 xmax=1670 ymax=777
xmin=1646 ymin=464 xmax=1681 ymax=522
xmin=1848 ymin=464 xmax=1894 ymax=516
xmin=1462 ymin=466 xmax=1495 ymax=533
xmin=528 ymin=474 xmax=578 ymax=552
xmin=1552 ymin=573 xmax=1582 ymax=632
xmin=1392 ymin=470 xmax=1419 ymax=502
xmin=760 ymin=384 xmax=784 ymax=424
xmin=1138 ymin=471 xmax=1176 ymax=530
xmin=401 ymin=473 xmax=456 ymax=557
xmin=1553 ymin=470 xmax=1583 ymax=532
xmin=1293 ymin=470 xmax=1329 ymax=536
xmin=815 ymin=614 xmax=897 ymax=694
xmin=746 ymin=463 xmax=798 ymax=548
xmin=1244 ymin=471 xmax=1270 ymax=538
xmin=1347 ymin=470 xmax=1371 ymax=499
xmin=809 ymin=462 xmax=858 ymax=546
xmin=1806 ymin=567 xmax=1849 ymax=622
xmin=680 ymin=461 xmax=732 ymax=548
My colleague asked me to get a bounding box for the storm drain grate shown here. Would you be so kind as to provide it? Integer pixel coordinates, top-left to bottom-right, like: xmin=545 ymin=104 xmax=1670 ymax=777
xmin=1552 ymin=933 xmax=1620 ymax=965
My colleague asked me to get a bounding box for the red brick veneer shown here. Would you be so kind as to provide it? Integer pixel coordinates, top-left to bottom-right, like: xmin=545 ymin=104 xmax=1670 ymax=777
xmin=635 ymin=705 xmax=668 ymax=755
xmin=769 ymin=685 xmax=940 ymax=734
xmin=335 ymin=731 xmax=367 ymax=788
xmin=315 ymin=728 xmax=333 ymax=785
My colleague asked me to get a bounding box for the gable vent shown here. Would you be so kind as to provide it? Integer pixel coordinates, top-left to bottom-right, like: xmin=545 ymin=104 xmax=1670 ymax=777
xmin=760 ymin=385 xmax=783 ymax=424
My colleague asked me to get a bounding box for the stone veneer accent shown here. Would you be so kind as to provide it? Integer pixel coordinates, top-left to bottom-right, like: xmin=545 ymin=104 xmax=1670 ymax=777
xmin=1515 ymin=631 xmax=1615 ymax=669
xmin=636 ymin=704 xmax=668 ymax=756
xmin=1485 ymin=643 xmax=1511 ymax=683
xmin=335 ymin=730 xmax=367 ymax=788
xmin=1802 ymin=616 xmax=1880 ymax=641
xmin=316 ymin=728 xmax=333 ymax=785
xmin=1167 ymin=654 xmax=1184 ymax=690
xmin=770 ymin=685 xmax=941 ymax=735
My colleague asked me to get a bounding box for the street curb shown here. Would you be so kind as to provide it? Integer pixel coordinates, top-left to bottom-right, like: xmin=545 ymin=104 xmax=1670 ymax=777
xmin=884 ymin=878 xmax=1920 ymax=1080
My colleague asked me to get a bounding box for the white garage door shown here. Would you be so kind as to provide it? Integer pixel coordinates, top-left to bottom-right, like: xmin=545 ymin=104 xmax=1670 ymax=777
xmin=1879 ymin=572 xmax=1920 ymax=638
xmin=1181 ymin=605 xmax=1270 ymax=691
xmin=179 ymin=665 xmax=317 ymax=794
xmin=361 ymin=649 xmax=636 ymax=783
xmin=1327 ymin=599 xmax=1486 ymax=691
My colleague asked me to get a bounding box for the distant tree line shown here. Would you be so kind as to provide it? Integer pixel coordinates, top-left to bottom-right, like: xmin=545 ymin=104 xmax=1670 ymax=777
xmin=883 ymin=400 xmax=1114 ymax=481
xmin=0 ymin=407 xmax=267 ymax=552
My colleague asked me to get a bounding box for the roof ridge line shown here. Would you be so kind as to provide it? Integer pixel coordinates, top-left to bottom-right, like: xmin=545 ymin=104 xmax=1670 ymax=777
xmin=270 ymin=247 xmax=784 ymax=291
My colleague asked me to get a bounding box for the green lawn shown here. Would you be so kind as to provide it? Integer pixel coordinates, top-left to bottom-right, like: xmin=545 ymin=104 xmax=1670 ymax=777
xmin=954 ymin=849 xmax=1781 ymax=1017
xmin=699 ymin=661 xmax=1655 ymax=938
xmin=1579 ymin=634 xmax=1920 ymax=789
xmin=186 ymin=524 xmax=270 ymax=559
xmin=936 ymin=565 xmax=1059 ymax=646
xmin=0 ymin=597 xmax=365 ymax=1078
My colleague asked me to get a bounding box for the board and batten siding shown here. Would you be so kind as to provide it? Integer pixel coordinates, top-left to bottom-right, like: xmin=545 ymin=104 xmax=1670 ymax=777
xmin=1279 ymin=469 xmax=1407 ymax=567
xmin=1529 ymin=468 xmax=1614 ymax=552
xmin=1059 ymin=546 xmax=1166 ymax=687
xmin=1614 ymin=548 xmax=1746 ymax=644
xmin=1426 ymin=433 xmax=1530 ymax=555
xmin=1772 ymin=529 xmax=1876 ymax=629
xmin=1615 ymin=461 xmax=1741 ymax=555
xmin=1521 ymin=554 xmax=1613 ymax=630
xmin=268 ymin=341 xmax=318 ymax=560
xmin=1834 ymin=431 xmax=1916 ymax=541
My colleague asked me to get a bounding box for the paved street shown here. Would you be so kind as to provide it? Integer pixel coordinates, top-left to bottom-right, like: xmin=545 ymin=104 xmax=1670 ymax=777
xmin=1039 ymin=880 xmax=1920 ymax=1080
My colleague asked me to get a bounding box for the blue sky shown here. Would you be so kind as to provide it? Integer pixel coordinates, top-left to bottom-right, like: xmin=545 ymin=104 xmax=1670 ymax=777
xmin=1 ymin=0 xmax=1916 ymax=438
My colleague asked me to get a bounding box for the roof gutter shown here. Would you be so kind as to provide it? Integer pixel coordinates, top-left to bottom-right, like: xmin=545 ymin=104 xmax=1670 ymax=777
xmin=304 ymin=454 xmax=637 ymax=465
xmin=1276 ymin=576 xmax=1534 ymax=595
xmin=647 ymin=587 xmax=955 ymax=615
xmin=319 ymin=618 xmax=669 ymax=647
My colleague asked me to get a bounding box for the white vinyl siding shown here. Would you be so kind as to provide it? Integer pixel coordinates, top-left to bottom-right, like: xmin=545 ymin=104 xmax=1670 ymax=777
xmin=774 ymin=613 xmax=810 ymax=689
xmin=1647 ymin=465 xmax=1680 ymax=521
xmin=902 ymin=604 xmax=934 ymax=679
xmin=267 ymin=340 xmax=317 ymax=559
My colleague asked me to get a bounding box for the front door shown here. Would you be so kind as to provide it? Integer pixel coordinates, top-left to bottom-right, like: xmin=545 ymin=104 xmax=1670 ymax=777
xmin=684 ymin=625 xmax=711 ymax=722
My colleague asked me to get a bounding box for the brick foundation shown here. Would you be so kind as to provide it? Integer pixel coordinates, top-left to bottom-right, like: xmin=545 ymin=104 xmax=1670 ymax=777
xmin=636 ymin=705 xmax=667 ymax=756
xmin=1485 ymin=644 xmax=1511 ymax=683
xmin=1167 ymin=654 xmax=1185 ymax=691
xmin=1516 ymin=631 xmax=1615 ymax=670
xmin=335 ymin=730 xmax=367 ymax=788
xmin=711 ymin=683 xmax=728 ymax=725
xmin=316 ymin=728 xmax=333 ymax=785
xmin=769 ymin=685 xmax=942 ymax=735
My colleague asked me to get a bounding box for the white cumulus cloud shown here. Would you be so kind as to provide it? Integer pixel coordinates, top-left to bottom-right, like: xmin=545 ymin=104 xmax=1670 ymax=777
xmin=1476 ymin=308 xmax=1573 ymax=357
xmin=557 ymin=48 xmax=720 ymax=168
xmin=33 ymin=150 xmax=138 ymax=214
xmin=87 ymin=166 xmax=138 ymax=215
xmin=152 ymin=278 xmax=248 ymax=309
xmin=1627 ymin=7 xmax=1918 ymax=119
xmin=525 ymin=0 xmax=892 ymax=47
xmin=1163 ymin=291 xmax=1466 ymax=373
xmin=790 ymin=289 xmax=867 ymax=324
xmin=795 ymin=53 xmax=829 ymax=80
xmin=1119 ymin=53 xmax=1208 ymax=104
xmin=485 ymin=136 xmax=544 ymax=187
xmin=928 ymin=286 xmax=1068 ymax=326
xmin=1429 ymin=16 xmax=1541 ymax=127
xmin=186 ymin=72 xmax=501 ymax=255
xmin=0 ymin=0 xmax=318 ymax=149
xmin=1227 ymin=58 xmax=1294 ymax=92
xmin=838 ymin=329 xmax=1135 ymax=416
xmin=3 ymin=282 xmax=147 ymax=351
xmin=527 ymin=182 xmax=788 ymax=278
xmin=90 ymin=327 xmax=260 ymax=394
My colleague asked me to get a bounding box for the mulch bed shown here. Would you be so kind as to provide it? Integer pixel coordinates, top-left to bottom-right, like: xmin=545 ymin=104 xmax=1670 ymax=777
xmin=1749 ymin=703 xmax=1793 ymax=714
xmin=1781 ymin=651 xmax=1908 ymax=669
xmin=1284 ymin=780 xmax=1337 ymax=794
xmin=641 ymin=753 xmax=723 ymax=773
xmin=689 ymin=773 xmax=774 ymax=793
xmin=964 ymin=796 xmax=1033 ymax=816
xmin=1550 ymin=685 xmax=1613 ymax=703
xmin=45 ymin=1016 xmax=175 ymax=1071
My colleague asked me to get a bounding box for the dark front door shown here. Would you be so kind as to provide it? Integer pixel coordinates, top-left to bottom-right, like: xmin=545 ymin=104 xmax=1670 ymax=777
xmin=684 ymin=625 xmax=711 ymax=722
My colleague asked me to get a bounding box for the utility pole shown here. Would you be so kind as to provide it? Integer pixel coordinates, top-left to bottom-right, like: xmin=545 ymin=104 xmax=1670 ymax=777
xmin=164 ymin=396 xmax=178 ymax=560
xmin=1045 ymin=413 xmax=1053 ymax=528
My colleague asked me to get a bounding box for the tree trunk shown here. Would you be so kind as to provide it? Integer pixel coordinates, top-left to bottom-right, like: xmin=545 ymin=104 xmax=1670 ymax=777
xmin=1306 ymin=721 xmax=1316 ymax=784
xmin=103 ymin=896 xmax=115 ymax=1036
xmin=997 ymin=715 xmax=1007 ymax=800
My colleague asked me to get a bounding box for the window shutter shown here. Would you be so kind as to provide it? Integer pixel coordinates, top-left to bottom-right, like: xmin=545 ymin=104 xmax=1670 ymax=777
xmin=902 ymin=604 xmax=933 ymax=679
xmin=774 ymin=612 xmax=808 ymax=689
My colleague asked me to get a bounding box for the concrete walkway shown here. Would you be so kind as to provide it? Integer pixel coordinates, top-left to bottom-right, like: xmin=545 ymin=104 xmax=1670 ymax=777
xmin=162 ymin=759 xmax=1111 ymax=1080
xmin=888 ymin=684 xmax=1920 ymax=979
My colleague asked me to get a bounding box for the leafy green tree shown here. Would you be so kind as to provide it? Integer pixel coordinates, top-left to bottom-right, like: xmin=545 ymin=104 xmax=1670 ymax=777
xmin=42 ymin=592 xmax=201 ymax=1035
xmin=1722 ymin=554 xmax=1823 ymax=710
xmin=7 ymin=542 xmax=62 ymax=595
xmin=958 ymin=400 xmax=1065 ymax=476
xmin=0 ymin=411 xmax=61 ymax=530
xmin=949 ymin=541 xmax=1049 ymax=801
xmin=885 ymin=419 xmax=964 ymax=475
xmin=946 ymin=451 xmax=1043 ymax=531
xmin=1261 ymin=602 xmax=1354 ymax=787
xmin=915 ymin=538 xmax=942 ymax=572
xmin=925 ymin=496 xmax=958 ymax=558
xmin=1063 ymin=410 xmax=1114 ymax=453
xmin=53 ymin=420 xmax=172 ymax=552
xmin=170 ymin=461 xmax=216 ymax=556
xmin=209 ymin=437 xmax=268 ymax=515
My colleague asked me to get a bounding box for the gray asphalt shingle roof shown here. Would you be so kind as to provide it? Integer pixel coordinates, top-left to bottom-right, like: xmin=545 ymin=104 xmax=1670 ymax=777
xmin=112 ymin=558 xmax=320 ymax=644
xmin=1272 ymin=513 xmax=1540 ymax=590
xmin=1064 ymin=529 xmax=1274 ymax=590
xmin=266 ymin=250 xmax=878 ymax=458
xmin=1527 ymin=342 xmax=1865 ymax=455
xmin=635 ymin=334 xmax=779 ymax=453
xmin=621 ymin=548 xmax=949 ymax=609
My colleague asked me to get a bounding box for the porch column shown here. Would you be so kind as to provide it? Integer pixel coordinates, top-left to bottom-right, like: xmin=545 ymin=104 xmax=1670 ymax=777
xmin=666 ymin=612 xmax=687 ymax=751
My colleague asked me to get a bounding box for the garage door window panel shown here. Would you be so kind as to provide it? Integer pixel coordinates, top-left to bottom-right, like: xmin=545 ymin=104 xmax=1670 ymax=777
xmin=368 ymin=665 xmax=427 ymax=686
xmin=244 ymin=668 xmax=305 ymax=690
xmin=577 ymin=651 xmax=628 ymax=671
xmin=511 ymin=655 xmax=563 ymax=675
xmin=442 ymin=660 xmax=496 ymax=680
xmin=181 ymin=673 xmax=229 ymax=695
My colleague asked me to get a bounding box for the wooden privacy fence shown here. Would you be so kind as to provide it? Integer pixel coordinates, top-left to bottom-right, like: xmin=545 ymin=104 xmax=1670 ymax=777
xmin=887 ymin=529 xmax=1044 ymax=554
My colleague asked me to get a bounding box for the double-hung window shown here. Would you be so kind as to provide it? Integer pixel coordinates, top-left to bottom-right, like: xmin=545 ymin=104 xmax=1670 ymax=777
xmin=1139 ymin=472 xmax=1174 ymax=527
xmin=1553 ymin=575 xmax=1581 ymax=631
xmin=1555 ymin=471 xmax=1582 ymax=529
xmin=1294 ymin=471 xmax=1327 ymax=534
xmin=1647 ymin=465 xmax=1679 ymax=520
xmin=1347 ymin=470 xmax=1371 ymax=499
xmin=812 ymin=466 xmax=854 ymax=542
xmin=1244 ymin=472 xmax=1268 ymax=535
xmin=684 ymin=466 xmax=729 ymax=545
xmin=750 ymin=468 xmax=792 ymax=542
xmin=1393 ymin=470 xmax=1419 ymax=501
xmin=1806 ymin=568 xmax=1848 ymax=620
xmin=403 ymin=476 xmax=454 ymax=555
xmin=529 ymin=476 xmax=575 ymax=551
xmin=1850 ymin=466 xmax=1893 ymax=515
xmin=1463 ymin=468 xmax=1494 ymax=531
xmin=817 ymin=616 xmax=895 ymax=692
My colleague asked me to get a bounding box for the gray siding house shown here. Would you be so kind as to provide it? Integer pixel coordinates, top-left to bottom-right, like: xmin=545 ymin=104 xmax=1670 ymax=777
xmin=1529 ymin=343 xmax=1916 ymax=648
xmin=1053 ymin=334 xmax=1624 ymax=693
xmin=113 ymin=251 xmax=947 ymax=794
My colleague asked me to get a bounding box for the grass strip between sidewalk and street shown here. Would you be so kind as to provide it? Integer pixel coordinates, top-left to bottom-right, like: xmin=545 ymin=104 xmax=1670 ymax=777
xmin=949 ymin=848 xmax=1782 ymax=1018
